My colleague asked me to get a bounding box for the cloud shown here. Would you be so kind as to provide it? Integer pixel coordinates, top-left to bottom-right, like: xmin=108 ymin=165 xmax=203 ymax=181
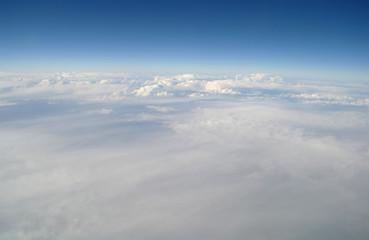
xmin=0 ymin=72 xmax=288 ymax=100
xmin=82 ymin=108 xmax=113 ymax=115
xmin=146 ymin=105 xmax=174 ymax=112
xmin=0 ymin=101 xmax=16 ymax=107
xmin=1 ymin=72 xmax=368 ymax=107
xmin=288 ymin=93 xmax=369 ymax=106
xmin=1 ymin=72 xmax=369 ymax=240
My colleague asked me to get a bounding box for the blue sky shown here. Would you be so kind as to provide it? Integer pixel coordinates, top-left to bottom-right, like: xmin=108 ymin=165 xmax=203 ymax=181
xmin=1 ymin=0 xmax=369 ymax=79
xmin=1 ymin=2 xmax=369 ymax=239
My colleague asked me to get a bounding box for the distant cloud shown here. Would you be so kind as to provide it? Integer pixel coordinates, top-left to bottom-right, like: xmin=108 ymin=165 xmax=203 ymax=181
xmin=1 ymin=72 xmax=368 ymax=106
xmin=0 ymin=101 xmax=16 ymax=107
xmin=82 ymin=108 xmax=113 ymax=115
xmin=146 ymin=105 xmax=174 ymax=112
xmin=2 ymin=72 xmax=368 ymax=107
xmin=289 ymin=93 xmax=369 ymax=106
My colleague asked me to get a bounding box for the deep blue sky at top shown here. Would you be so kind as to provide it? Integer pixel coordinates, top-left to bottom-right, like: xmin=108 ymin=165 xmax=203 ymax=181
xmin=1 ymin=0 xmax=368 ymax=78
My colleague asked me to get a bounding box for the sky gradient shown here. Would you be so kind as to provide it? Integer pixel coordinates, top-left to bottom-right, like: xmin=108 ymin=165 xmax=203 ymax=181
xmin=1 ymin=2 xmax=369 ymax=238
xmin=1 ymin=0 xmax=369 ymax=79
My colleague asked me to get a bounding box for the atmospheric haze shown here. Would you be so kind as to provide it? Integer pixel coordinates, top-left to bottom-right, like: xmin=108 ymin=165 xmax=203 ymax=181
xmin=1 ymin=72 xmax=369 ymax=240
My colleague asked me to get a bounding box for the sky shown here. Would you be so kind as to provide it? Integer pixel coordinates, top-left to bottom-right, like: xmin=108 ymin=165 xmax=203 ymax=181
xmin=1 ymin=0 xmax=369 ymax=79
xmin=1 ymin=1 xmax=369 ymax=240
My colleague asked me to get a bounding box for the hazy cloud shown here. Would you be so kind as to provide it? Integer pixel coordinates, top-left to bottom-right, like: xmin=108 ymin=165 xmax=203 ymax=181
xmin=1 ymin=72 xmax=369 ymax=240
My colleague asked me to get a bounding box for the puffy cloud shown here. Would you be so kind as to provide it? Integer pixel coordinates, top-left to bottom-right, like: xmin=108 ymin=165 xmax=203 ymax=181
xmin=2 ymin=72 xmax=367 ymax=106
xmin=288 ymin=93 xmax=369 ymax=106
xmin=133 ymin=84 xmax=160 ymax=96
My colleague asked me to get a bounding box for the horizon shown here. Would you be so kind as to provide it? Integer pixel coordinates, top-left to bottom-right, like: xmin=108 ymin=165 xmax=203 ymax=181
xmin=1 ymin=1 xmax=369 ymax=240
xmin=1 ymin=0 xmax=369 ymax=80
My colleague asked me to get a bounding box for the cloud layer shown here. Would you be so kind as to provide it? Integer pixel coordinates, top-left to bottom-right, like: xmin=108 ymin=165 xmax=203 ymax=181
xmin=1 ymin=72 xmax=369 ymax=240
xmin=1 ymin=72 xmax=368 ymax=106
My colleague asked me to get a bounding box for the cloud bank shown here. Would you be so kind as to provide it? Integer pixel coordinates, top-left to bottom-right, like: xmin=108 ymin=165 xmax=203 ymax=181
xmin=1 ymin=72 xmax=369 ymax=240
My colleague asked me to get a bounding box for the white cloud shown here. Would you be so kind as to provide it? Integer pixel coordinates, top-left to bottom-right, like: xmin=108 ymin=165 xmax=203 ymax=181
xmin=2 ymin=72 xmax=367 ymax=107
xmin=146 ymin=105 xmax=174 ymax=112
xmin=133 ymin=84 xmax=160 ymax=96
xmin=0 ymin=101 xmax=16 ymax=107
xmin=289 ymin=93 xmax=369 ymax=106
xmin=1 ymin=72 xmax=369 ymax=240
xmin=82 ymin=108 xmax=113 ymax=114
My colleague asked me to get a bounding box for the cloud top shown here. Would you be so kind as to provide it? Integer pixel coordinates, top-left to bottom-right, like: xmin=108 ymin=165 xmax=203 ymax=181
xmin=1 ymin=72 xmax=369 ymax=240
xmin=1 ymin=72 xmax=368 ymax=107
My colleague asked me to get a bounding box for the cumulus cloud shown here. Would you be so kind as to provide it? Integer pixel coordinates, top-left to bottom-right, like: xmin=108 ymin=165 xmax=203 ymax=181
xmin=2 ymin=72 xmax=368 ymax=107
xmin=0 ymin=72 xmax=287 ymax=101
xmin=1 ymin=72 xmax=369 ymax=240
xmin=287 ymin=92 xmax=369 ymax=106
